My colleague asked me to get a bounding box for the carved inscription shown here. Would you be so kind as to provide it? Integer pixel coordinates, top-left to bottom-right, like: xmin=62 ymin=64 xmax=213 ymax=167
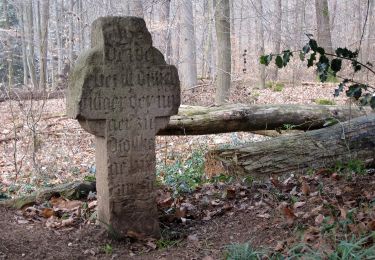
xmin=67 ymin=17 xmax=180 ymax=238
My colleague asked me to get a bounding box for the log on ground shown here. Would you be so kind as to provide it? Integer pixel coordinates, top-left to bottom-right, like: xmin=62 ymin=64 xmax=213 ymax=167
xmin=207 ymin=114 xmax=375 ymax=176
xmin=158 ymin=104 xmax=372 ymax=135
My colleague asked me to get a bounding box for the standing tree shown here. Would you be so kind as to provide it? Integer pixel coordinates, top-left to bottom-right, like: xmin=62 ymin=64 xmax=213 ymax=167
xmin=272 ymin=0 xmax=282 ymax=81
xmin=39 ymin=0 xmax=50 ymax=90
xmin=214 ymin=0 xmax=231 ymax=104
xmin=129 ymin=0 xmax=144 ymax=18
xmin=255 ymin=0 xmax=265 ymax=88
xmin=159 ymin=0 xmax=171 ymax=63
xmin=315 ymin=0 xmax=333 ymax=54
xmin=25 ymin=0 xmax=38 ymax=89
xmin=179 ymin=0 xmax=197 ymax=89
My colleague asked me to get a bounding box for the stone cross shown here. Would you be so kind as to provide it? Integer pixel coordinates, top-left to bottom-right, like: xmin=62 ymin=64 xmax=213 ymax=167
xmin=67 ymin=17 xmax=180 ymax=238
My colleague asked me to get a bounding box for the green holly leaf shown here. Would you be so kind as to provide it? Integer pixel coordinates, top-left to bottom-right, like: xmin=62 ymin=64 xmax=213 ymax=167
xmin=316 ymin=47 xmax=325 ymax=55
xmin=302 ymin=43 xmax=310 ymax=54
xmin=260 ymin=55 xmax=272 ymax=65
xmin=309 ymin=39 xmax=318 ymax=52
xmin=371 ymin=96 xmax=375 ymax=109
xmin=331 ymin=59 xmax=342 ymax=73
xmin=334 ymin=83 xmax=344 ymax=97
xmin=275 ymin=55 xmax=283 ymax=68
xmin=307 ymin=53 xmax=316 ymax=67
xmin=346 ymin=84 xmax=363 ymax=100
xmin=282 ymin=50 xmax=292 ymax=67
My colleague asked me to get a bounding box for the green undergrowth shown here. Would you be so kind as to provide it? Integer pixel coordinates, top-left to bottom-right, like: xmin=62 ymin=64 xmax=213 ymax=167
xmin=225 ymin=233 xmax=375 ymax=259
xmin=315 ymin=98 xmax=336 ymax=105
xmin=266 ymin=81 xmax=285 ymax=92
xmin=156 ymin=149 xmax=206 ymax=196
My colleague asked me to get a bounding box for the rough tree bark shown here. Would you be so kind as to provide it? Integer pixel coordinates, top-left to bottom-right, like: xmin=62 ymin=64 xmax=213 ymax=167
xmin=128 ymin=0 xmax=144 ymax=18
xmin=25 ymin=0 xmax=38 ymax=89
xmin=159 ymin=0 xmax=171 ymax=63
xmin=20 ymin=3 xmax=29 ymax=85
xmin=68 ymin=0 xmax=74 ymax=67
xmin=179 ymin=0 xmax=198 ymax=89
xmin=208 ymin=114 xmax=375 ymax=176
xmin=158 ymin=104 xmax=373 ymax=135
xmin=272 ymin=0 xmax=282 ymax=81
xmin=39 ymin=0 xmax=50 ymax=90
xmin=315 ymin=0 xmax=333 ymax=54
xmin=256 ymin=0 xmax=265 ymax=88
xmin=214 ymin=0 xmax=231 ymax=104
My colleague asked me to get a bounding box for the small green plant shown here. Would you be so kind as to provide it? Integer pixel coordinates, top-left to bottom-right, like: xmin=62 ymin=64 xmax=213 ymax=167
xmin=156 ymin=238 xmax=180 ymax=249
xmin=334 ymin=159 xmax=366 ymax=179
xmin=273 ymin=83 xmax=284 ymax=92
xmin=287 ymin=234 xmax=375 ymax=259
xmin=225 ymin=243 xmax=265 ymax=260
xmin=83 ymin=173 xmax=96 ymax=182
xmin=266 ymin=81 xmax=284 ymax=92
xmin=283 ymin=124 xmax=296 ymax=131
xmin=315 ymin=98 xmax=336 ymax=105
xmin=157 ymin=149 xmax=206 ymax=196
xmin=210 ymin=173 xmax=233 ymax=184
xmin=103 ymin=243 xmax=113 ymax=255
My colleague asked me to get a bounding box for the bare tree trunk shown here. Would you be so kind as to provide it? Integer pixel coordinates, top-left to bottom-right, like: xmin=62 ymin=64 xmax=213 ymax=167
xmin=365 ymin=0 xmax=375 ymax=79
xmin=129 ymin=0 xmax=144 ymax=18
xmin=171 ymin=0 xmax=180 ymax=69
xmin=214 ymin=0 xmax=231 ymax=104
xmin=330 ymin=0 xmax=337 ymax=30
xmin=55 ymin=0 xmax=63 ymax=76
xmin=159 ymin=0 xmax=171 ymax=63
xmin=68 ymin=0 xmax=74 ymax=67
xmin=256 ymin=0 xmax=265 ymax=88
xmin=315 ymin=0 xmax=333 ymax=54
xmin=25 ymin=0 xmax=38 ymax=89
xmin=272 ymin=0 xmax=282 ymax=81
xmin=20 ymin=3 xmax=29 ymax=85
xmin=39 ymin=0 xmax=50 ymax=90
xmin=356 ymin=0 xmax=363 ymax=61
xmin=179 ymin=0 xmax=198 ymax=89
xmin=230 ymin=0 xmax=236 ymax=75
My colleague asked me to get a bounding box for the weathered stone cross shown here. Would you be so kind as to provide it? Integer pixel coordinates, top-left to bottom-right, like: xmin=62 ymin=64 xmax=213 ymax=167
xmin=67 ymin=17 xmax=180 ymax=238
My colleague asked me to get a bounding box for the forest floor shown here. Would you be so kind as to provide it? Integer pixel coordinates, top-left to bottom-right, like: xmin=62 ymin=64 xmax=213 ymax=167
xmin=0 ymin=81 xmax=374 ymax=259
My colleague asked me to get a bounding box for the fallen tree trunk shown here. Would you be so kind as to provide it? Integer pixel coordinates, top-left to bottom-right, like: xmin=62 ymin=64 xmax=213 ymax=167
xmin=207 ymin=114 xmax=375 ymax=176
xmin=0 ymin=181 xmax=96 ymax=209
xmin=159 ymin=104 xmax=372 ymax=135
xmin=0 ymin=89 xmax=65 ymax=102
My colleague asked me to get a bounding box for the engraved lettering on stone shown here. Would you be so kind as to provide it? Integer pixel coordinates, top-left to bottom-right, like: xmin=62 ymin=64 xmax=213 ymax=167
xmin=67 ymin=17 xmax=180 ymax=238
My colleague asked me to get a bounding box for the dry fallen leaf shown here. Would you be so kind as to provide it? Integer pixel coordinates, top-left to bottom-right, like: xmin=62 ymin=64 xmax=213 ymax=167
xmin=274 ymin=241 xmax=286 ymax=252
xmin=127 ymin=230 xmax=146 ymax=240
xmin=301 ymin=181 xmax=310 ymax=196
xmin=368 ymin=220 xmax=375 ymax=231
xmin=257 ymin=213 xmax=270 ymax=219
xmin=175 ymin=207 xmax=187 ymax=218
xmin=282 ymin=205 xmax=296 ymax=224
xmin=41 ymin=208 xmax=55 ymax=218
xmin=225 ymin=187 xmax=236 ymax=199
xmin=146 ymin=240 xmax=157 ymax=250
xmin=271 ymin=177 xmax=283 ymax=190
xmin=339 ymin=207 xmax=347 ymax=219
xmin=315 ymin=168 xmax=330 ymax=177
xmin=61 ymin=217 xmax=75 ymax=227
xmin=294 ymin=201 xmax=306 ymax=209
